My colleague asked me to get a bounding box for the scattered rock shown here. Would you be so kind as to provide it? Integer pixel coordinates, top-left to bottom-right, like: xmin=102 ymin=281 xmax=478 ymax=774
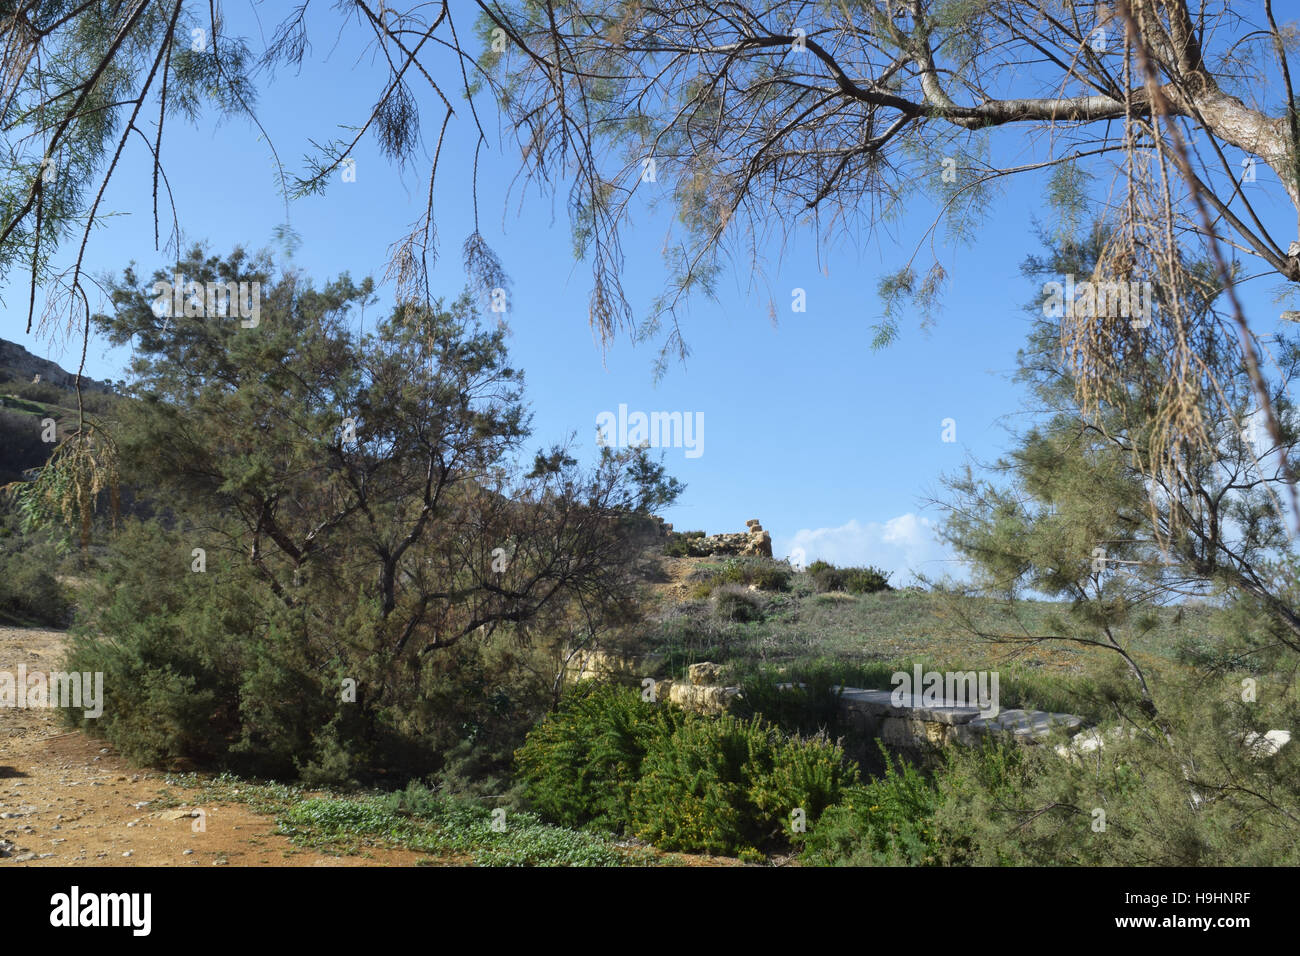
xmin=1244 ymin=729 xmax=1292 ymax=758
xmin=158 ymin=809 xmax=200 ymax=821
xmin=688 ymin=662 xmax=724 ymax=686
xmin=669 ymin=681 xmax=742 ymax=715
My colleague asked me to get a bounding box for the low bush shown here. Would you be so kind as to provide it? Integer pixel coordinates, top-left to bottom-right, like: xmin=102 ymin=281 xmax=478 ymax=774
xmin=711 ymin=584 xmax=764 ymax=623
xmin=515 ymin=685 xmax=859 ymax=857
xmin=806 ymin=560 xmax=892 ymax=595
xmin=629 ymin=714 xmax=857 ymax=856
xmin=513 ymin=683 xmax=685 ymax=832
xmin=689 ymin=557 xmax=792 ymax=599
xmin=799 ymin=745 xmax=949 ymax=866
xmin=664 ymin=530 xmax=705 ymax=556
xmin=0 ymin=544 xmax=71 ymax=627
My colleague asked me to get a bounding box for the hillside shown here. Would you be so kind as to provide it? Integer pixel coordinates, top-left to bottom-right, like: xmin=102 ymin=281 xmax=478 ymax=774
xmin=0 ymin=337 xmax=115 ymax=486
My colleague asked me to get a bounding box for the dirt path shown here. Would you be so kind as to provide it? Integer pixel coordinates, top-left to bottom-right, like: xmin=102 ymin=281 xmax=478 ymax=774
xmin=0 ymin=626 xmax=427 ymax=867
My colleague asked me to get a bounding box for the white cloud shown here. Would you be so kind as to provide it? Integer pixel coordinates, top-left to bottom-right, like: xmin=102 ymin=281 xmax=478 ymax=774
xmin=774 ymin=514 xmax=957 ymax=584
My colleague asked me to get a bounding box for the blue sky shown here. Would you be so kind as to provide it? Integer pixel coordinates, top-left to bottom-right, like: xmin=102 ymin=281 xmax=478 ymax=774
xmin=3 ymin=6 xmax=1295 ymax=585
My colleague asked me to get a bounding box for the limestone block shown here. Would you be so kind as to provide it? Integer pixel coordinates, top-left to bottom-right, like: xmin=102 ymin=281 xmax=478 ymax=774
xmin=1244 ymin=729 xmax=1291 ymax=758
xmin=669 ymin=682 xmax=741 ymax=715
xmin=688 ymin=661 xmax=724 ymax=686
xmin=956 ymin=709 xmax=1084 ymax=745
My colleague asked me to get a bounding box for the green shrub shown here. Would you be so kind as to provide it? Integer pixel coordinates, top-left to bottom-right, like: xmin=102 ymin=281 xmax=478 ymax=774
xmin=513 ymin=683 xmax=684 ymax=832
xmin=689 ymin=557 xmax=791 ymax=599
xmin=65 ymin=520 xmax=552 ymax=785
xmin=806 ymin=561 xmax=892 ymax=595
xmin=629 ymin=714 xmax=857 ymax=856
xmin=711 ymin=584 xmax=764 ymax=623
xmin=515 ymin=686 xmax=858 ymax=856
xmin=800 ymin=745 xmax=946 ymax=866
xmin=0 ymin=548 xmax=71 ymax=626
xmin=663 ymin=530 xmax=707 ymax=557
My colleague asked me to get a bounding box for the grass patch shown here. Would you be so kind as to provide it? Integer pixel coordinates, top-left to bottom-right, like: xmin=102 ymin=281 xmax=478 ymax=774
xmin=165 ymin=772 xmax=662 ymax=866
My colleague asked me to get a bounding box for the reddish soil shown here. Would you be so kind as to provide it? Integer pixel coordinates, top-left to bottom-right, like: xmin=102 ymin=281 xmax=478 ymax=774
xmin=0 ymin=626 xmax=427 ymax=867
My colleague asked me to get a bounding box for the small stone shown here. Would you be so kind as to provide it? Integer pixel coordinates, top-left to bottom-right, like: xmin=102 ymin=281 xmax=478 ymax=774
xmin=688 ymin=661 xmax=724 ymax=686
xmin=122 ymin=851 xmax=132 ymax=858
xmin=182 ymin=849 xmax=194 ymax=856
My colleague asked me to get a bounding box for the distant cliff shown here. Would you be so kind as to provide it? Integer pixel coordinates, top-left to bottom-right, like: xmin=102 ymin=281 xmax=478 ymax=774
xmin=0 ymin=338 xmax=111 ymax=393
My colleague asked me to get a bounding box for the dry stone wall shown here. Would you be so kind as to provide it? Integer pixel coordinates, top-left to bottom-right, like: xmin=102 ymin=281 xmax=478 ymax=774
xmin=664 ymin=519 xmax=773 ymax=559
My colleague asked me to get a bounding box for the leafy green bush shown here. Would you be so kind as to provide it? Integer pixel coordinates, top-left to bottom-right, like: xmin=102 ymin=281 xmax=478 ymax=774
xmin=514 ymin=684 xmax=858 ymax=856
xmin=807 ymin=561 xmax=892 ymax=595
xmin=629 ymin=714 xmax=857 ymax=856
xmin=800 ymin=745 xmax=947 ymax=865
xmin=664 ymin=535 xmax=690 ymax=557
xmin=663 ymin=530 xmax=706 ymax=556
xmin=64 ymin=519 xmax=559 ymax=786
xmin=513 ymin=683 xmax=684 ymax=832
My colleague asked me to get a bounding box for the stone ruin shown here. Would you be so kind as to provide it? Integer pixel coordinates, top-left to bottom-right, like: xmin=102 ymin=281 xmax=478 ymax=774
xmin=663 ymin=517 xmax=773 ymax=559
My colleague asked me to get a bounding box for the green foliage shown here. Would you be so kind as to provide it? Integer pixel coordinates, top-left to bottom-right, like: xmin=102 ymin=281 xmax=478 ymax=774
xmin=0 ymin=541 xmax=70 ymax=626
xmin=924 ymin=671 xmax=1300 ymax=866
xmin=806 ymin=561 xmax=892 ymax=595
xmin=629 ymin=714 xmax=857 ymax=856
xmin=274 ymin=783 xmax=650 ymax=866
xmin=62 ymin=249 xmax=679 ymax=785
xmin=688 ymin=556 xmax=791 ymax=598
xmin=730 ymin=665 xmax=846 ymax=739
xmin=513 ymin=683 xmax=683 ymax=832
xmin=800 ymin=746 xmax=947 ymax=866
xmin=663 ymin=534 xmax=691 ymax=557
xmin=514 ymin=684 xmax=857 ymax=857
xmin=711 ymin=584 xmax=764 ymax=623
xmin=938 ymin=225 xmax=1300 ymax=713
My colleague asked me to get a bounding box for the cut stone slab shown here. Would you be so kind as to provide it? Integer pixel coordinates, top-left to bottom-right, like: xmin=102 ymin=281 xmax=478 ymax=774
xmin=688 ymin=662 xmax=724 ymax=686
xmin=958 ymin=709 xmax=1084 ymax=743
xmin=838 ymin=688 xmax=983 ymax=725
